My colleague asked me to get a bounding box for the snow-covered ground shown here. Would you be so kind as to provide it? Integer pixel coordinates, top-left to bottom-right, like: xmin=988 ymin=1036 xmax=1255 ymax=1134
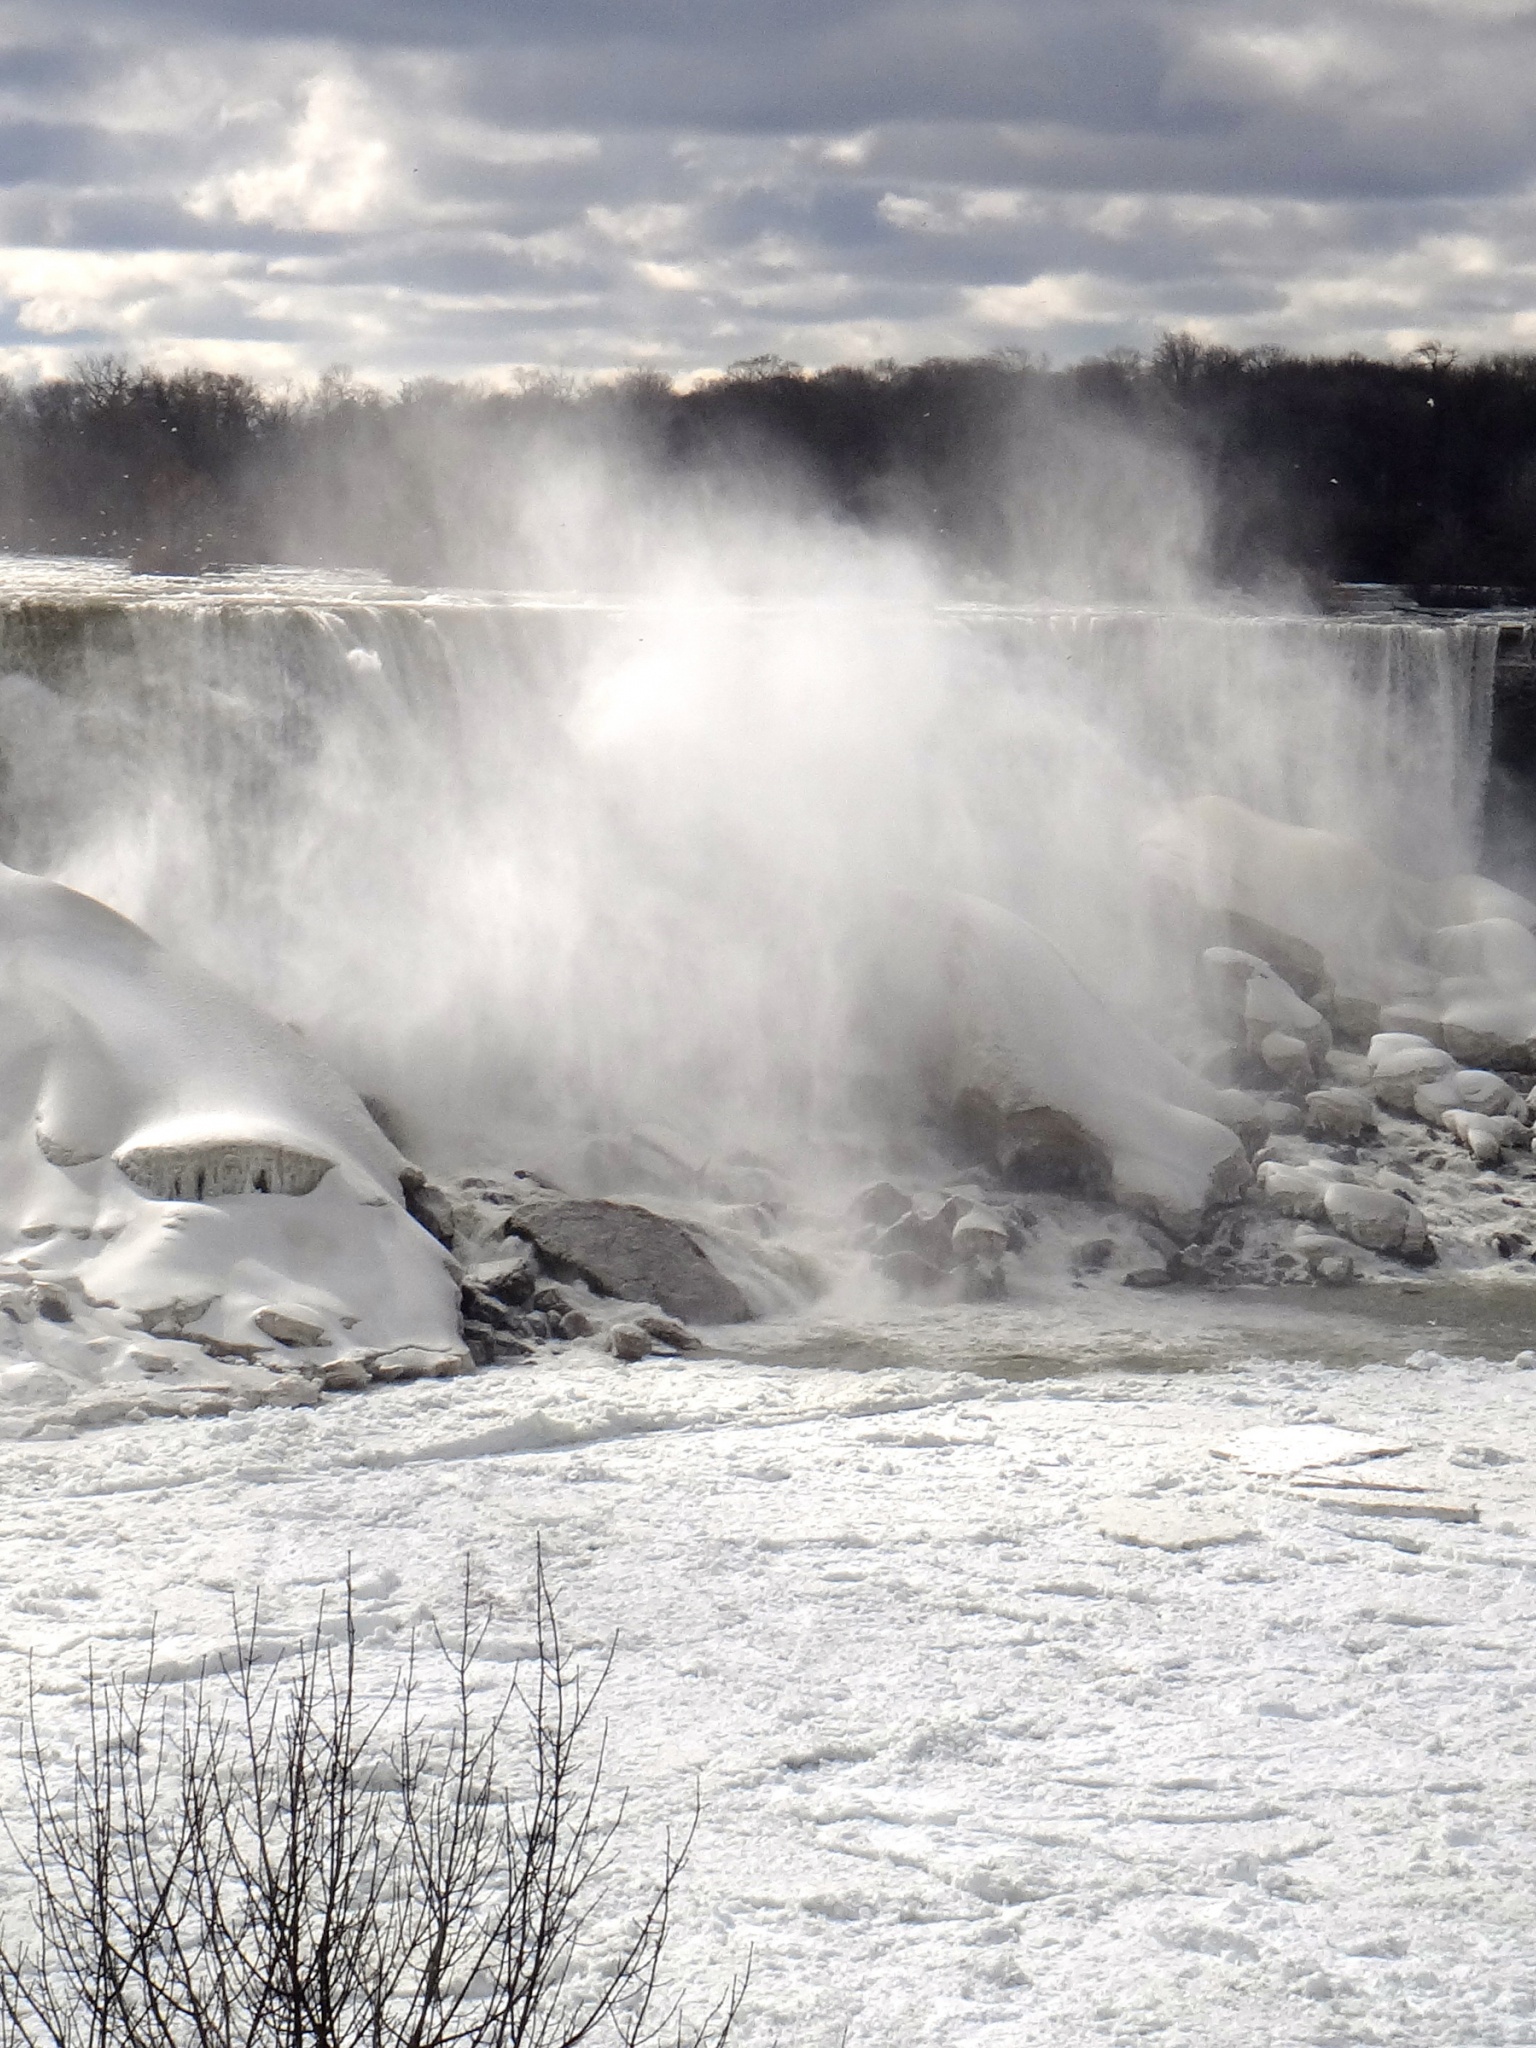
xmin=1 ymin=1306 xmax=1533 ymax=2046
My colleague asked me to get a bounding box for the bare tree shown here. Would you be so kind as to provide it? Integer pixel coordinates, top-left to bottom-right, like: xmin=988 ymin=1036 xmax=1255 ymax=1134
xmin=0 ymin=1555 xmax=743 ymax=2048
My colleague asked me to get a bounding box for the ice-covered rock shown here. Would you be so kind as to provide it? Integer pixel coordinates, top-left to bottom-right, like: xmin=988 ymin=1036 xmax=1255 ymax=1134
xmin=933 ymin=895 xmax=1252 ymax=1240
xmin=1256 ymin=1162 xmax=1334 ymax=1221
xmin=1441 ymin=1110 xmax=1507 ymax=1164
xmin=1368 ymin=1035 xmax=1456 ymax=1110
xmin=1200 ymin=947 xmax=1331 ymax=1062
xmin=1304 ymin=1087 xmax=1374 ymax=1139
xmin=1321 ymin=1182 xmax=1429 ymax=1257
xmin=0 ymin=865 xmax=464 ymax=1422
xmin=1260 ymin=1031 xmax=1314 ymax=1089
xmin=1146 ymin=797 xmax=1536 ymax=1067
xmin=1144 ymin=796 xmax=1431 ymax=1019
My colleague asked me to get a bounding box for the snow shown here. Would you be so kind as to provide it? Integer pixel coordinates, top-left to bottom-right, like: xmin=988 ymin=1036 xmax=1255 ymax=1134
xmin=0 ymin=1327 xmax=1533 ymax=2045
xmin=0 ymin=864 xmax=463 ymax=1427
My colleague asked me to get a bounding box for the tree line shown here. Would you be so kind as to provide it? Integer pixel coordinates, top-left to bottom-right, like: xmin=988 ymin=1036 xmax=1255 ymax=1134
xmin=2 ymin=337 xmax=1535 ymax=596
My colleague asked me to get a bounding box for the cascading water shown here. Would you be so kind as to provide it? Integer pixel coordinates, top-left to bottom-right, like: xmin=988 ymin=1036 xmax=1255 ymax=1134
xmin=0 ymin=555 xmax=1503 ymax=1189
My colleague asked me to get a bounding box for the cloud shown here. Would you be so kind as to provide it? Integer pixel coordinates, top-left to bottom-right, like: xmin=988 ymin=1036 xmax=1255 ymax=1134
xmin=0 ymin=1 xmax=1530 ymax=379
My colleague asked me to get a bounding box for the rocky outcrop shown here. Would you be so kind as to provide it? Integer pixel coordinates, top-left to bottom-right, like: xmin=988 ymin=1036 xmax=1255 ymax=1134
xmin=486 ymin=1191 xmax=752 ymax=1325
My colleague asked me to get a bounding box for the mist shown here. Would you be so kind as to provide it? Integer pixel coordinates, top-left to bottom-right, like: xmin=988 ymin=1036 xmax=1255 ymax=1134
xmin=0 ymin=400 xmax=1494 ymax=1207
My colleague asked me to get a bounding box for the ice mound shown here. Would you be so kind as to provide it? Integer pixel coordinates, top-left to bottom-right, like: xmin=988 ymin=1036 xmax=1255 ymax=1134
xmin=0 ymin=866 xmax=464 ymax=1432
xmin=1146 ymin=793 xmax=1536 ymax=1064
xmin=929 ymin=894 xmax=1253 ymax=1241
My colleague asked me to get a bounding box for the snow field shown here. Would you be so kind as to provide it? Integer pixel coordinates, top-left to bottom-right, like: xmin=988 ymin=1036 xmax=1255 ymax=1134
xmin=0 ymin=1348 xmax=1532 ymax=2044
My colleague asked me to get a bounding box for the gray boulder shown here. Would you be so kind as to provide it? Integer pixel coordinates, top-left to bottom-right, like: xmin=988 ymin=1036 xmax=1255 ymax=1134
xmin=501 ymin=1194 xmax=752 ymax=1324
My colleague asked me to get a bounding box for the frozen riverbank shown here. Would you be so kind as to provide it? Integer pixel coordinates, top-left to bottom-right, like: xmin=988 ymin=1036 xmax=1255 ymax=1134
xmin=0 ymin=1335 xmax=1532 ymax=2046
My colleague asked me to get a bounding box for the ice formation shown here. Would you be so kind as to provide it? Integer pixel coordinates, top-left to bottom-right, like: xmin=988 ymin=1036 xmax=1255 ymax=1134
xmin=0 ymin=863 xmax=466 ymax=1428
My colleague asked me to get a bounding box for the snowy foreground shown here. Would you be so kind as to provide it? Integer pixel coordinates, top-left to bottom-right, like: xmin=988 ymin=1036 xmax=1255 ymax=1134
xmin=0 ymin=1315 xmax=1533 ymax=2046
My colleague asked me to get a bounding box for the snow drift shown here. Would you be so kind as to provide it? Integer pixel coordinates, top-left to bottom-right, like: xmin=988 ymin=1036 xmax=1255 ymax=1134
xmin=0 ymin=865 xmax=464 ymax=1431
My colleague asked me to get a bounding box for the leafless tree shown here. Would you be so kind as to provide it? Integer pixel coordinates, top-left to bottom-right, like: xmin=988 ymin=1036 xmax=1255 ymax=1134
xmin=0 ymin=1555 xmax=743 ymax=2048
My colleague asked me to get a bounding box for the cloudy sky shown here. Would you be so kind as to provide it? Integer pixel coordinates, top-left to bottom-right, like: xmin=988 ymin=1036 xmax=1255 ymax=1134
xmin=0 ymin=0 xmax=1530 ymax=383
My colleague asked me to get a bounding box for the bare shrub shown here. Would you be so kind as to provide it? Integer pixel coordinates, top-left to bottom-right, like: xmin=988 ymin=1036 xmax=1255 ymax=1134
xmin=0 ymin=1555 xmax=742 ymax=2047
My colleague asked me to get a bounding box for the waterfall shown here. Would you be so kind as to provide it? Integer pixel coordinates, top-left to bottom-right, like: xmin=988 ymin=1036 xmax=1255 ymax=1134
xmin=0 ymin=558 xmax=1503 ymax=1174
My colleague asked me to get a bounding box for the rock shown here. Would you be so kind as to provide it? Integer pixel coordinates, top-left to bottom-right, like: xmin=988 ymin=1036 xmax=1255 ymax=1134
xmin=1257 ymin=1162 xmax=1333 ymax=1222
xmin=253 ymin=1302 xmax=326 ymax=1347
xmin=1324 ymin=1049 xmax=1374 ymax=1088
xmin=0 ymin=1286 xmax=34 ymax=1323
xmin=470 ymin=1253 xmax=538 ymax=1311
xmin=369 ymin=1345 xmax=474 ymax=1383
xmin=558 ymin=1308 xmax=598 ymax=1340
xmin=1428 ymin=916 xmax=1536 ymax=984
xmin=1451 ymin=1069 xmax=1516 ymax=1115
xmin=1442 ymin=1110 xmax=1506 ymax=1164
xmin=1071 ymin=1237 xmax=1115 ymax=1273
xmin=1322 ymin=1182 xmax=1428 ymax=1256
xmin=1261 ymin=1099 xmax=1303 ymax=1135
xmin=1219 ymin=910 xmax=1332 ymax=1002
xmin=849 ymin=1181 xmax=912 ymax=1228
xmin=1201 ymin=948 xmax=1332 ymax=1062
xmin=876 ymin=1248 xmax=947 ymax=1294
xmin=1329 ymin=990 xmax=1383 ymax=1043
xmin=1123 ymin=1265 xmax=1174 ymax=1289
xmin=951 ymin=1207 xmax=1010 ymax=1259
xmin=1304 ymin=1087 xmax=1373 ymax=1139
xmin=956 ymin=1097 xmax=1112 ymax=1199
xmin=633 ymin=1310 xmax=700 ymax=1350
xmin=531 ymin=1282 xmax=579 ymax=1316
xmin=320 ymin=1352 xmax=373 ymax=1391
xmin=499 ymin=1194 xmax=751 ymax=1324
xmin=1260 ymin=1031 xmax=1314 ymax=1090
xmin=1485 ymin=1113 xmax=1531 ymax=1150
xmin=402 ymin=1177 xmax=456 ymax=1248
xmin=876 ymin=1194 xmax=969 ymax=1264
xmin=138 ymin=1296 xmax=217 ymax=1338
xmin=32 ymin=1283 xmax=72 ymax=1324
xmin=605 ymin=1321 xmax=653 ymax=1362
xmin=1292 ymin=1227 xmax=1357 ymax=1278
xmin=1370 ymin=1038 xmax=1456 ymax=1110
xmin=1316 ymin=1255 xmax=1355 ymax=1285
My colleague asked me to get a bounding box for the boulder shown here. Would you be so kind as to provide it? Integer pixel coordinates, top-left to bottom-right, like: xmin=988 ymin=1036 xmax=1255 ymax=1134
xmin=1304 ymin=1087 xmax=1374 ymax=1139
xmin=955 ymin=1096 xmax=1111 ymax=1198
xmin=1369 ymin=1037 xmax=1456 ymax=1111
xmin=1322 ymin=1182 xmax=1429 ymax=1257
xmin=605 ymin=1321 xmax=654 ymax=1362
xmin=849 ymin=1181 xmax=913 ymax=1228
xmin=500 ymin=1193 xmax=752 ymax=1324
xmin=951 ymin=1206 xmax=1010 ymax=1259
xmin=1260 ymin=1031 xmax=1314 ymax=1090
xmin=253 ymin=1303 xmax=327 ymax=1347
xmin=1218 ymin=910 xmax=1331 ymax=1003
xmin=1200 ymin=947 xmax=1331 ymax=1062
xmin=1292 ymin=1226 xmax=1357 ymax=1279
xmin=1441 ymin=1110 xmax=1506 ymax=1164
xmin=1256 ymin=1162 xmax=1333 ymax=1221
